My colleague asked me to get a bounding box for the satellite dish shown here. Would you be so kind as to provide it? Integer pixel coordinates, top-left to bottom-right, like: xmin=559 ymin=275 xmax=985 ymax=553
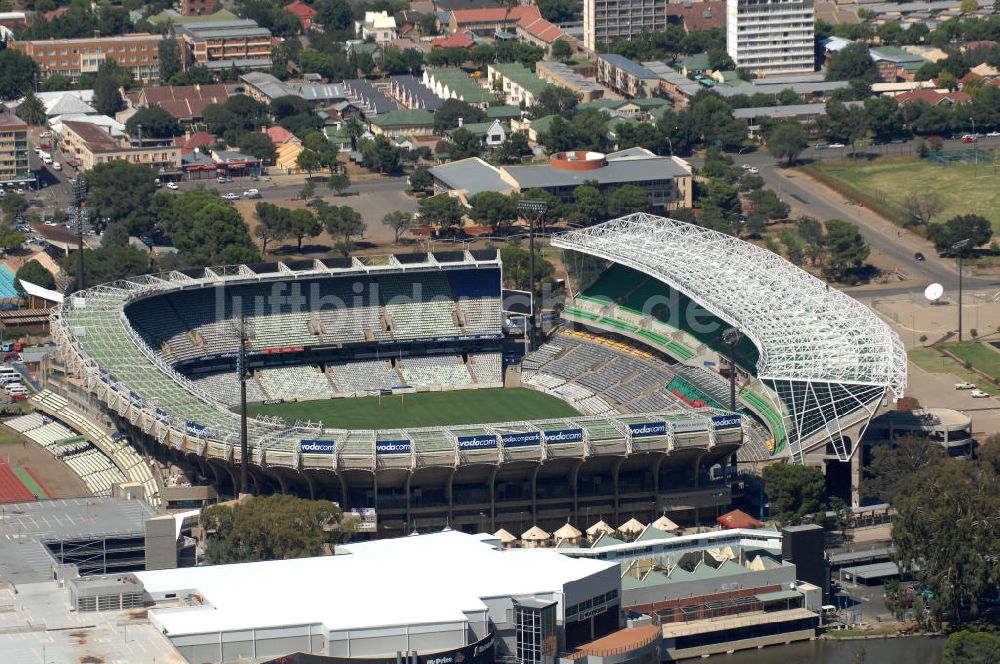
xmin=925 ymin=283 xmax=944 ymax=302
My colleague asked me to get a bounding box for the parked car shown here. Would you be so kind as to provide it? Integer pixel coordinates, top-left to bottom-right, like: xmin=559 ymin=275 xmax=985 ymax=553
xmin=217 ymin=176 xmax=227 ymax=184
xmin=828 ymin=142 xmax=846 ymax=148
xmin=971 ymin=389 xmax=990 ymax=398
xmin=52 ymin=162 xmax=61 ymax=170
xmin=988 ymin=131 xmax=1000 ymax=137
xmin=746 ymin=166 xmax=759 ymax=174
xmin=955 ymin=382 xmax=976 ymax=390
xmin=166 ymin=182 xmax=180 ymax=190
xmin=914 ymin=252 xmax=926 ymax=262
xmin=221 ymin=192 xmax=240 ymax=201
xmin=962 ymin=135 xmax=976 ymax=143
xmin=814 ymin=143 xmax=828 ymax=150
xmin=243 ymin=188 xmax=260 ymax=198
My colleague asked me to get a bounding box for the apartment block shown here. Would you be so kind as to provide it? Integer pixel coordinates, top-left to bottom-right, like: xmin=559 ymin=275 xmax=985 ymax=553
xmin=11 ymin=33 xmax=168 ymax=82
xmin=726 ymin=0 xmax=815 ymax=76
xmin=60 ymin=120 xmax=181 ymax=172
xmin=583 ymin=0 xmax=667 ymax=52
xmin=175 ymin=20 xmax=275 ymax=71
xmin=0 ymin=110 xmax=30 ymax=186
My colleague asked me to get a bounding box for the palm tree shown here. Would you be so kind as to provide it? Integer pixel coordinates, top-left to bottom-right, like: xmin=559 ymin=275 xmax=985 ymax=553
xmin=16 ymin=90 xmax=46 ymax=126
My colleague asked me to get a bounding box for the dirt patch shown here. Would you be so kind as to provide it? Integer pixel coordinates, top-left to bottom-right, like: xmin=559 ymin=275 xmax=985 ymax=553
xmin=79 ymin=656 xmax=103 ymax=664
xmin=69 ymin=629 xmax=89 ymax=645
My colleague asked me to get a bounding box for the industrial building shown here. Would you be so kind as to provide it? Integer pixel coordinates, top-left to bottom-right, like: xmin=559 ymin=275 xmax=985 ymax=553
xmin=136 ymin=530 xmax=623 ymax=663
xmin=726 ymin=0 xmax=816 ymax=76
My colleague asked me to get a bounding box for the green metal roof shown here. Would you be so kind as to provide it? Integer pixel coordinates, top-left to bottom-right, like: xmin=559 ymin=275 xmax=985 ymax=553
xmin=755 ymin=590 xmax=803 ymax=602
xmin=491 ymin=62 xmax=549 ymax=97
xmin=370 ymin=108 xmax=435 ymax=128
xmin=682 ymin=52 xmax=711 ymax=71
xmin=486 ymin=105 xmax=522 ymax=119
xmin=426 ymin=67 xmax=495 ymax=103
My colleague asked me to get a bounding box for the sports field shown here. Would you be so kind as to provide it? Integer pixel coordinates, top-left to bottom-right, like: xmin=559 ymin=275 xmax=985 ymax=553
xmin=805 ymin=156 xmax=1000 ymax=231
xmin=246 ymin=387 xmax=582 ymax=429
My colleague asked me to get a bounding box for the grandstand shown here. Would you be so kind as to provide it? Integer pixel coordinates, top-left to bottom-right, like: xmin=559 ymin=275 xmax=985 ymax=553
xmin=51 ymin=252 xmax=744 ymax=534
xmin=554 ymin=213 xmax=907 ymax=464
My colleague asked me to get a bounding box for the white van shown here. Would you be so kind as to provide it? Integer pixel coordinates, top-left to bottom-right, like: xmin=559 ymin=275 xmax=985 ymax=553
xmin=52 ymin=162 xmax=62 ymax=171
xmin=5 ymin=383 xmax=27 ymax=395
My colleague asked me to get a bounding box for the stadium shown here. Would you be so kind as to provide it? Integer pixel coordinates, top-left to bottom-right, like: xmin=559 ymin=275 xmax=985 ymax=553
xmin=47 ymin=212 xmax=905 ymax=535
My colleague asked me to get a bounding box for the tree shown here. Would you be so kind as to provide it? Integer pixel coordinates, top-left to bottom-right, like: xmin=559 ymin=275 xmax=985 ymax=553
xmin=959 ymin=0 xmax=979 ymax=11
xmin=59 ymin=245 xmax=150 ymax=288
xmin=200 ymin=494 xmax=344 ymax=564
xmin=409 ymin=165 xmax=433 ymax=194
xmin=608 ymin=185 xmax=649 ymax=217
xmin=254 ymin=202 xmax=291 ymax=254
xmin=749 ymin=189 xmax=790 ymax=221
xmin=573 ymin=185 xmax=606 ymax=226
xmin=15 ymin=260 xmax=55 ymax=293
xmin=328 ymin=171 xmax=351 ymax=196
xmin=903 ymin=192 xmax=943 ymax=227
xmin=358 ymin=135 xmax=401 ymax=174
xmin=418 ymin=194 xmax=465 ymax=234
xmin=433 ymin=99 xmax=486 ymax=133
xmin=237 ymin=132 xmax=278 ymax=162
xmin=419 ymin=13 xmax=439 ymax=36
xmin=927 ymin=215 xmax=992 ymax=255
xmin=0 ymin=49 xmax=39 ymax=99
xmin=767 ymin=123 xmax=809 ymax=165
xmin=15 ymin=91 xmax=46 ymax=126
xmin=551 ymin=39 xmax=573 ymax=61
xmin=500 ymin=243 xmax=555 ymax=294
xmin=531 ymin=85 xmax=580 ymax=119
xmin=86 ymin=160 xmax=159 ymax=233
xmin=449 ymin=127 xmax=482 ymax=160
xmin=469 ymin=191 xmax=517 ymax=232
xmin=702 ymin=147 xmax=739 ymax=182
xmin=762 ymin=463 xmax=828 ymax=524
xmin=497 ymin=133 xmax=531 ymax=164
xmin=824 ymin=218 xmax=870 ymax=282
xmin=944 ymin=630 xmax=1000 ymax=664
xmin=797 ymin=216 xmax=826 ymax=264
xmin=1 ymin=193 xmax=28 ymax=225
xmin=288 ymin=207 xmax=322 ymax=251
xmin=342 ymin=117 xmax=365 ymax=150
xmin=93 ymin=58 xmax=126 ymax=116
xmin=317 ymin=203 xmax=365 ymax=245
xmin=865 ymin=434 xmax=946 ymax=503
xmin=158 ymin=190 xmax=260 ymax=267
xmin=297 ymin=149 xmax=322 ymax=180
xmin=40 ymin=74 xmax=72 ymax=92
xmin=158 ymin=35 xmax=182 ymax=83
xmin=825 ymin=42 xmax=874 ymax=81
xmin=383 ymin=210 xmax=415 ymax=243
xmin=125 ymin=105 xmax=181 ymax=138
xmin=893 ymin=459 xmax=1000 ymax=624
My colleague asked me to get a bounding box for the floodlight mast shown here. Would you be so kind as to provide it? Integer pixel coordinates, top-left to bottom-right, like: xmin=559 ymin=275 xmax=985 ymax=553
xmin=238 ymin=314 xmax=250 ymax=495
xmin=73 ymin=177 xmax=88 ymax=291
xmin=722 ymin=328 xmax=742 ymax=411
xmin=952 ymin=238 xmax=970 ymax=342
xmin=517 ymin=200 xmax=548 ymax=351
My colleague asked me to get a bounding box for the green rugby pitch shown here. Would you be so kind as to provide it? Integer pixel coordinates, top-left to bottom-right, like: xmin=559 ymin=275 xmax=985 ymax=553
xmin=245 ymin=387 xmax=581 ymax=429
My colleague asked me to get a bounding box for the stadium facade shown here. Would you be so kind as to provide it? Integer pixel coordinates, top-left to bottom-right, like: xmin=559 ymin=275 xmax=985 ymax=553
xmin=50 ymin=249 xmax=744 ymax=537
xmin=552 ymin=213 xmax=907 ymax=465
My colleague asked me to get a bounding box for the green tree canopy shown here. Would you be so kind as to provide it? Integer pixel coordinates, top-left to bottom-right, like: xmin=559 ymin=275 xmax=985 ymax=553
xmin=433 ymin=99 xmax=487 ymax=133
xmin=572 ymin=184 xmax=606 ymax=226
xmin=448 ymin=127 xmax=482 ymax=160
xmin=864 ymin=434 xmax=946 ymax=504
xmin=824 ymin=218 xmax=870 ymax=282
xmin=358 ymin=135 xmax=402 ymax=174
xmin=927 ymin=215 xmax=993 ymax=255
xmin=607 ymin=185 xmax=650 ymax=217
xmin=158 ymin=190 xmax=260 ymax=267
xmin=748 ymin=189 xmax=790 ymax=221
xmin=93 ymin=58 xmax=127 ymax=116
xmin=200 ymin=494 xmax=346 ymax=564
xmin=944 ymin=630 xmax=1000 ymax=664
xmin=86 ymin=160 xmax=159 ymax=234
xmin=125 ymin=105 xmax=182 ymax=138
xmin=825 ymin=42 xmax=874 ymax=81
xmin=469 ymin=191 xmax=518 ymax=231
xmin=158 ymin=35 xmax=182 ymax=83
xmin=0 ymin=50 xmax=39 ymax=99
xmin=409 ymin=165 xmax=433 ymax=193
xmin=237 ymin=131 xmax=278 ymax=162
xmin=59 ymin=245 xmax=150 ymax=289
xmin=15 ymin=91 xmax=46 ymax=126
xmin=15 ymin=259 xmax=55 ymax=292
xmin=418 ymin=194 xmax=465 ymax=234
xmin=500 ymin=243 xmax=555 ymax=294
xmin=530 ymin=85 xmax=580 ymax=119
xmin=766 ymin=122 xmax=809 ymax=164
xmin=383 ymin=210 xmax=416 ymax=243
xmin=762 ymin=463 xmax=828 ymax=524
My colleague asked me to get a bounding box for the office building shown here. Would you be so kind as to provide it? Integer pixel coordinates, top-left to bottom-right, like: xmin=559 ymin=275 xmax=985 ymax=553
xmin=11 ymin=33 xmax=169 ymax=82
xmin=60 ymin=120 xmax=182 ymax=173
xmin=175 ymin=19 xmax=275 ymax=71
xmin=726 ymin=0 xmax=815 ymax=76
xmin=0 ymin=109 xmax=30 ymax=187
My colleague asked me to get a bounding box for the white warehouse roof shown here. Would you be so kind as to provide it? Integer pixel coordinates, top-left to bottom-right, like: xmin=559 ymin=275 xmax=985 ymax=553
xmin=137 ymin=530 xmax=616 ymax=636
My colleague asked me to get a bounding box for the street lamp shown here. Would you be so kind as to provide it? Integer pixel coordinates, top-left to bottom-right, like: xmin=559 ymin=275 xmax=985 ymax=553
xmin=516 ymin=199 xmax=547 ymax=351
xmin=970 ymin=116 xmax=978 ymax=176
xmin=721 ymin=328 xmax=742 ymax=411
xmin=952 ymin=238 xmax=970 ymax=342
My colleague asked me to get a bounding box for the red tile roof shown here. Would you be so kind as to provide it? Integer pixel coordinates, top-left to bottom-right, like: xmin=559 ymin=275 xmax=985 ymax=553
xmin=665 ymin=1 xmax=726 ymax=32
xmin=450 ymin=5 xmax=539 ymax=24
xmin=266 ymin=125 xmax=296 ymax=146
xmin=139 ymin=84 xmax=229 ymax=120
xmin=433 ymin=31 xmax=475 ymax=48
xmin=173 ymin=131 xmax=217 ymax=151
xmin=716 ymin=509 xmax=763 ymax=530
xmin=285 ymin=0 xmax=316 ymax=29
xmin=517 ymin=15 xmax=566 ymax=44
xmin=895 ymin=88 xmax=971 ymax=106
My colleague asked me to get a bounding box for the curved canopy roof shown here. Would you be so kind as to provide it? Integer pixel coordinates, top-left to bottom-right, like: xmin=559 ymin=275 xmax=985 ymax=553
xmin=553 ymin=213 xmax=906 ymax=395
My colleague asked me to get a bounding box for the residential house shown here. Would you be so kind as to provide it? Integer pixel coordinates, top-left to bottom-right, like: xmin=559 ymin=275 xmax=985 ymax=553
xmin=266 ymin=125 xmax=304 ymax=171
xmin=388 ymin=75 xmax=444 ymax=110
xmin=487 ymin=62 xmax=548 ymax=107
xmin=869 ymin=46 xmax=927 ymax=82
xmin=448 ymin=118 xmax=507 ymax=149
xmin=423 ymin=67 xmax=495 ymax=107
xmin=134 ymin=84 xmax=229 ymax=122
xmin=285 ymin=0 xmax=317 ymax=30
xmin=894 ymin=88 xmax=972 ymax=106
xmin=357 ymin=11 xmax=397 ymax=42
xmin=448 ymin=6 xmax=573 ymax=53
xmin=369 ymin=108 xmax=436 ymax=136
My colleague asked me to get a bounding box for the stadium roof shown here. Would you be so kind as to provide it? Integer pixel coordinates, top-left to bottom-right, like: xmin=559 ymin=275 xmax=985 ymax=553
xmin=137 ymin=530 xmax=616 ymax=635
xmin=553 ymin=214 xmax=906 ymax=462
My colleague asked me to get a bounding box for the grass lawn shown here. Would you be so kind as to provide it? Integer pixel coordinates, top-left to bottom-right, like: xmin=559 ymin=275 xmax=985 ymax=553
xmin=943 ymin=341 xmax=1000 ymax=380
xmin=908 ymin=347 xmax=1000 ymax=395
xmin=825 ymin=626 xmax=897 ymax=638
xmin=805 ymin=156 xmax=1000 ymax=231
xmin=0 ymin=428 xmax=22 ymax=446
xmin=245 ymin=387 xmax=581 ymax=429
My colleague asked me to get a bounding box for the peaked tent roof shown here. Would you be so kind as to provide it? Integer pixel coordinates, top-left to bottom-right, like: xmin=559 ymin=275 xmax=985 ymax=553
xmin=554 ymin=522 xmax=583 ymax=539
xmin=521 ymin=525 xmax=550 ymax=541
xmin=651 ymin=514 xmax=680 ymax=531
xmin=586 ymin=520 xmax=615 ymax=536
xmin=493 ymin=528 xmax=517 ymax=543
xmin=618 ymin=517 xmax=646 ymax=534
xmin=716 ymin=509 xmax=763 ymax=530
